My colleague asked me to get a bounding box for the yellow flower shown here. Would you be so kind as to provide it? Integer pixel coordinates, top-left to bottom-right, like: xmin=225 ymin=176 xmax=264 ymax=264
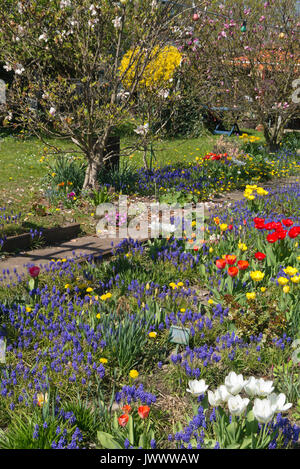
xmin=177 ymin=282 xmax=184 ymax=287
xmin=86 ymin=287 xmax=93 ymax=293
xmin=220 ymin=223 xmax=228 ymax=231
xmin=149 ymin=332 xmax=157 ymax=338
xmin=99 ymin=358 xmax=108 ymax=364
xmin=96 ymin=313 xmax=101 ymax=319
xmin=180 ymin=308 xmax=186 ymax=312
xmin=209 ymin=247 xmax=213 ymax=253
xmin=51 ymin=172 xmax=56 ymax=177
xmin=238 ymin=242 xmax=248 ymax=251
xmin=260 ymin=287 xmax=266 ymax=292
xmin=65 ymin=284 xmax=71 ymax=289
xmin=208 ymin=299 xmax=214 ymax=305
xmin=250 ymin=271 xmax=265 ymax=282
xmin=283 ymin=285 xmax=290 ymax=293
xmin=129 ymin=369 xmax=139 ymax=379
xmin=246 ymin=292 xmax=256 ymax=300
xmin=277 ymin=277 xmax=289 ymax=286
xmin=291 ymin=275 xmax=300 ymax=284
xmin=283 ymin=266 xmax=298 ymax=277
xmin=25 ymin=306 xmax=32 ymax=313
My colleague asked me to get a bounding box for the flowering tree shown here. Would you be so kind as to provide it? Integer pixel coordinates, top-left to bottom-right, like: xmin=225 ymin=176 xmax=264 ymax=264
xmin=182 ymin=0 xmax=300 ymax=151
xmin=0 ymin=0 xmax=192 ymax=189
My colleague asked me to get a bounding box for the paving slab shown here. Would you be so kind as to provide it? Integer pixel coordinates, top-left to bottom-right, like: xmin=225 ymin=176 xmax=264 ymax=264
xmin=0 ymin=236 xmax=125 ymax=283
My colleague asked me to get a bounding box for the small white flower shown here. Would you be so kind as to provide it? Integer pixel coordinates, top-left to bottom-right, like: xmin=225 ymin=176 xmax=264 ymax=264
xmin=227 ymin=395 xmax=249 ymax=416
xmin=224 ymin=371 xmax=245 ymax=395
xmin=15 ymin=64 xmax=25 ymax=75
xmin=112 ymin=16 xmax=122 ymax=29
xmin=60 ymin=0 xmax=71 ymax=7
xmin=49 ymin=107 xmax=56 ymax=116
xmin=39 ymin=33 xmax=48 ymax=42
xmin=3 ymin=63 xmax=12 ymax=72
xmin=134 ymin=123 xmax=149 ymax=136
xmin=267 ymin=393 xmax=292 ymax=413
xmin=186 ymin=379 xmax=209 ymax=396
xmin=253 ymin=398 xmax=275 ymax=424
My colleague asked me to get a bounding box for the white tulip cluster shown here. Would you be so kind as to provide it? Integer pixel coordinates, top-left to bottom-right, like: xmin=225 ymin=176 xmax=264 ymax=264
xmin=186 ymin=371 xmax=292 ymax=424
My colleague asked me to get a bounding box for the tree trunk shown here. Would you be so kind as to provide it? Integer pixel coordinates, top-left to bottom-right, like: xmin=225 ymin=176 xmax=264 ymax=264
xmin=83 ymin=158 xmax=100 ymax=191
xmin=82 ymin=135 xmax=120 ymax=191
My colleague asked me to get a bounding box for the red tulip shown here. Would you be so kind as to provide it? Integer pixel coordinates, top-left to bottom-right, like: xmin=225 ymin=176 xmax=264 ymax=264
xmin=254 ymin=217 xmax=265 ymax=230
xmin=225 ymin=255 xmax=237 ymax=265
xmin=237 ymin=260 xmax=249 ymax=270
xmin=122 ymin=405 xmax=132 ymax=414
xmin=267 ymin=232 xmax=279 ymax=243
xmin=28 ymin=266 xmax=40 ymax=278
xmin=288 ymin=226 xmax=300 ymax=239
xmin=216 ymin=259 xmax=227 ymax=269
xmin=253 ymin=217 xmax=265 ymax=224
xmin=282 ymin=219 xmax=293 ymax=227
xmin=228 ymin=224 xmax=233 ymax=231
xmin=255 ymin=252 xmax=266 ymax=260
xmin=118 ymin=414 xmax=129 ymax=427
xmin=228 ymin=266 xmax=239 ymax=277
xmin=138 ymin=405 xmax=150 ymax=419
xmin=276 ymin=230 xmax=287 ymax=240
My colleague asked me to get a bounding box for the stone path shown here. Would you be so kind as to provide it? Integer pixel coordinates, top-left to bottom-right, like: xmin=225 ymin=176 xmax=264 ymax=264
xmin=0 ymin=236 xmax=124 ymax=283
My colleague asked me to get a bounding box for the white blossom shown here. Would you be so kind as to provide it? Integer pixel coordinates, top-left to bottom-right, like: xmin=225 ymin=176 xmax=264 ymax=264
xmin=112 ymin=16 xmax=122 ymax=29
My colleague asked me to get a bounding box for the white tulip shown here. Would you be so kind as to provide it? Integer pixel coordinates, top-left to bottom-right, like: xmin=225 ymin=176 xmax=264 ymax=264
xmin=255 ymin=378 xmax=274 ymax=396
xmin=208 ymin=389 xmax=223 ymax=407
xmin=244 ymin=376 xmax=258 ymax=397
xmin=253 ymin=398 xmax=275 ymax=424
xmin=186 ymin=379 xmax=208 ymax=396
xmin=224 ymin=371 xmax=245 ymax=395
xmin=267 ymin=393 xmax=293 ymax=413
xmin=208 ymin=386 xmax=233 ymax=406
xmin=227 ymin=395 xmax=249 ymax=416
xmin=216 ymin=385 xmax=233 ymax=403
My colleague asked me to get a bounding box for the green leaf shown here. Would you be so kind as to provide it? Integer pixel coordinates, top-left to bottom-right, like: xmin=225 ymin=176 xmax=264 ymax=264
xmin=128 ymin=415 xmax=134 ymax=446
xmin=96 ymin=431 xmax=123 ymax=449
xmin=240 ymin=437 xmax=252 ymax=449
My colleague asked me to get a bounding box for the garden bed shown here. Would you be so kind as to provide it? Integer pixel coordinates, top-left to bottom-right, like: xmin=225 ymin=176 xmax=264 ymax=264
xmin=1 ymin=223 xmax=81 ymax=253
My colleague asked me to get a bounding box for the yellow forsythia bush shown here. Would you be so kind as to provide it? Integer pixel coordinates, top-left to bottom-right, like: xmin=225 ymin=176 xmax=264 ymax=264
xmin=119 ymin=45 xmax=182 ymax=91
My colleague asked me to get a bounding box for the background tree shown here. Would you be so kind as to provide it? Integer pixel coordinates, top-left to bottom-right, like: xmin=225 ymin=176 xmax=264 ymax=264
xmin=0 ymin=0 xmax=194 ymax=190
xmin=183 ymin=0 xmax=300 ymax=151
